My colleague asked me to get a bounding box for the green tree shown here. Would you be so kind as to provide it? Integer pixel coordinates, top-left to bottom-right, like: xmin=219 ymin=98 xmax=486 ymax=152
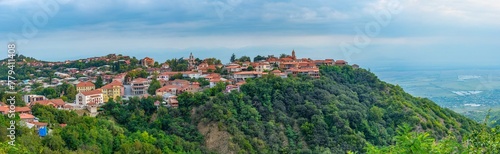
xmin=254 ymin=55 xmax=267 ymax=62
xmin=95 ymin=76 xmax=103 ymax=88
xmin=148 ymin=78 xmax=162 ymax=95
xmin=247 ymin=65 xmax=254 ymax=71
xmin=170 ymin=73 xmax=184 ymax=81
xmin=230 ymin=53 xmax=236 ymax=63
xmin=42 ymin=134 xmax=66 ymax=151
xmin=239 ymin=56 xmax=251 ymax=62
xmin=65 ymin=84 xmax=77 ymax=102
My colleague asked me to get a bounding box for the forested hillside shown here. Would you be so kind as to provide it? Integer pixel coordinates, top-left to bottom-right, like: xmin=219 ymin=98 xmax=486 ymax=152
xmin=2 ymin=66 xmax=497 ymax=153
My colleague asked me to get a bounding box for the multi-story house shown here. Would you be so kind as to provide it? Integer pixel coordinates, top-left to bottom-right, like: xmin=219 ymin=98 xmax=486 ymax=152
xmin=76 ymin=89 xmax=104 ymax=106
xmin=31 ymin=99 xmax=67 ymax=109
xmin=131 ymin=78 xmax=150 ymax=95
xmin=23 ymin=94 xmax=46 ymax=105
xmin=284 ymin=68 xmax=320 ymax=79
xmin=76 ymin=81 xmax=95 ymax=93
xmin=101 ymin=80 xmax=124 ymax=102
xmin=233 ymin=71 xmax=264 ymax=82
xmin=253 ymin=62 xmax=271 ymax=72
xmin=335 ymin=60 xmax=348 ymax=66
xmin=225 ymin=64 xmax=242 ymax=73
xmin=141 ymin=57 xmax=155 ymax=67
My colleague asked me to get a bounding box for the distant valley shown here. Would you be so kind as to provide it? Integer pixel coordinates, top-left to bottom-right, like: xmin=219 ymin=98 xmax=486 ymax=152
xmin=374 ymin=68 xmax=500 ymax=125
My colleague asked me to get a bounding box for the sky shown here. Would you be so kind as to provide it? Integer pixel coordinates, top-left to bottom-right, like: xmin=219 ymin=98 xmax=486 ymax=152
xmin=1 ymin=0 xmax=499 ymax=70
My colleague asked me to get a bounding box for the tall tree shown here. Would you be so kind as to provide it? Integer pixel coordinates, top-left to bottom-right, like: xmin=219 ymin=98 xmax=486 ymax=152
xmin=148 ymin=79 xmax=161 ymax=95
xmin=95 ymin=76 xmax=103 ymax=88
xmin=239 ymin=56 xmax=251 ymax=62
xmin=230 ymin=53 xmax=236 ymax=63
xmin=254 ymin=55 xmax=267 ymax=62
xmin=66 ymin=84 xmax=77 ymax=102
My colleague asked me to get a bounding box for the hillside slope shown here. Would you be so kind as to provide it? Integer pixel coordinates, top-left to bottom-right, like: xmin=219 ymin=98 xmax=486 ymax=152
xmin=1 ymin=65 xmax=483 ymax=153
xmin=193 ymin=66 xmax=480 ymax=153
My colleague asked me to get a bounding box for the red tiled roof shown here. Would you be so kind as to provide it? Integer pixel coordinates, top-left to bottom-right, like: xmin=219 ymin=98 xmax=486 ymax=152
xmin=15 ymin=107 xmax=31 ymax=112
xmin=209 ymin=78 xmax=221 ymax=82
xmin=0 ymin=106 xmax=8 ymax=113
xmin=19 ymin=113 xmax=35 ymax=119
xmin=280 ymin=58 xmax=293 ymax=61
xmin=287 ymin=68 xmax=320 ymax=72
xmin=81 ymin=89 xmax=102 ymax=96
xmin=234 ymin=71 xmax=263 ymax=75
xmin=77 ymin=81 xmax=95 ymax=87
xmin=132 ymin=78 xmax=149 ymax=83
xmin=64 ymin=104 xmax=73 ymax=109
xmin=101 ymin=80 xmax=123 ymax=89
xmin=335 ymin=60 xmax=347 ymax=64
xmin=33 ymin=99 xmax=65 ymax=107
xmin=225 ymin=65 xmax=240 ymax=69
xmin=236 ymin=81 xmax=246 ymax=86
xmin=156 ymin=85 xmax=182 ymax=92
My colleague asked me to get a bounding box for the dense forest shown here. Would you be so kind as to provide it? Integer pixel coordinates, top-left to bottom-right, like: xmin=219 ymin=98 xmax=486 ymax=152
xmin=1 ymin=65 xmax=499 ymax=153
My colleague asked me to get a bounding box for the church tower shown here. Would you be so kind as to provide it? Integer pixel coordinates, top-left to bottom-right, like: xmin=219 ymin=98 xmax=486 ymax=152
xmin=291 ymin=50 xmax=296 ymax=60
xmin=188 ymin=52 xmax=195 ymax=68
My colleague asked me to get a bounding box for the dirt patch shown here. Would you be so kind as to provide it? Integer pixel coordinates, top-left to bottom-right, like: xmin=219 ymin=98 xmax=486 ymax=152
xmin=198 ymin=122 xmax=234 ymax=154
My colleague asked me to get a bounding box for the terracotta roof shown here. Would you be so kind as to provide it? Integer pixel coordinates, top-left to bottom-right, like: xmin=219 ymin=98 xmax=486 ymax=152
xmin=287 ymin=68 xmax=320 ymax=72
xmin=225 ymin=65 xmax=240 ymax=69
xmin=209 ymin=78 xmax=221 ymax=82
xmin=77 ymin=81 xmax=95 ymax=87
xmin=60 ymin=124 xmax=67 ymax=127
xmin=101 ymin=80 xmax=123 ymax=89
xmin=15 ymin=107 xmax=31 ymax=112
xmin=234 ymin=71 xmax=263 ymax=75
xmin=64 ymin=104 xmax=73 ymax=109
xmin=272 ymin=70 xmax=281 ymax=73
xmin=32 ymin=99 xmax=65 ymax=107
xmin=156 ymin=85 xmax=182 ymax=92
xmin=335 ymin=60 xmax=347 ymax=64
xmin=198 ymin=65 xmax=216 ymax=70
xmin=280 ymin=58 xmax=293 ymax=61
xmin=236 ymin=81 xmax=246 ymax=86
xmin=19 ymin=113 xmax=35 ymax=119
xmin=30 ymin=122 xmax=48 ymax=126
xmin=0 ymin=106 xmax=8 ymax=113
xmin=81 ymin=89 xmax=102 ymax=96
xmin=203 ymin=73 xmax=221 ymax=79
xmin=132 ymin=78 xmax=149 ymax=83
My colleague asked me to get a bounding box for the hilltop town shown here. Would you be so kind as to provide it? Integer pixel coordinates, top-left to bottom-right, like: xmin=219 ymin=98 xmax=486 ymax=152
xmin=0 ymin=50 xmax=357 ymax=136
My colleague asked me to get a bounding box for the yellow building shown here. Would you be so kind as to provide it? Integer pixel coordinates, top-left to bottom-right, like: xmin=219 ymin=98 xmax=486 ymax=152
xmin=101 ymin=80 xmax=124 ymax=102
xmin=76 ymin=81 xmax=95 ymax=93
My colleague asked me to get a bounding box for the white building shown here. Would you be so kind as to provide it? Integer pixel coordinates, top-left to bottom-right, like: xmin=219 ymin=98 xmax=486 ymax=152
xmin=233 ymin=71 xmax=264 ymax=82
xmin=75 ymin=89 xmax=104 ymax=107
xmin=131 ymin=78 xmax=150 ymax=95
xmin=23 ymin=95 xmax=46 ymax=104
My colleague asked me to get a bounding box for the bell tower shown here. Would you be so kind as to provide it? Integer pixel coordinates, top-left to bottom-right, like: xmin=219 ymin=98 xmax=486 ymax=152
xmin=291 ymin=50 xmax=296 ymax=60
xmin=188 ymin=52 xmax=195 ymax=68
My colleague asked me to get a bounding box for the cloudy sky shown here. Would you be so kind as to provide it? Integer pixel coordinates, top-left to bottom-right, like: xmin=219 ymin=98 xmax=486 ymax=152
xmin=1 ymin=0 xmax=499 ymax=69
